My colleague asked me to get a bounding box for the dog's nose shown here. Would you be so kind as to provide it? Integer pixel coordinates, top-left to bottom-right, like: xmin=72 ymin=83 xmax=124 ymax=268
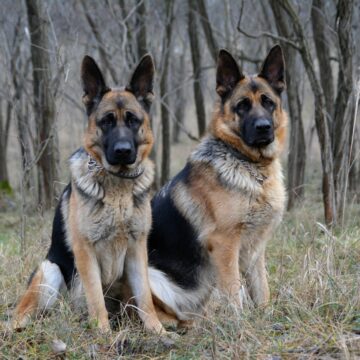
xmin=255 ymin=118 xmax=272 ymax=132
xmin=114 ymin=141 xmax=132 ymax=157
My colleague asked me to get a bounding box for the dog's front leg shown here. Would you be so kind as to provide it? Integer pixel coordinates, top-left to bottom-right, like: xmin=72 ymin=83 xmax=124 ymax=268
xmin=125 ymin=236 xmax=165 ymax=334
xmin=208 ymin=233 xmax=243 ymax=309
xmin=240 ymin=246 xmax=269 ymax=306
xmin=70 ymin=227 xmax=109 ymax=332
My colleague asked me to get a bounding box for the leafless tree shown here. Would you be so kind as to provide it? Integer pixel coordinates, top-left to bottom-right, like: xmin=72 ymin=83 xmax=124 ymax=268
xmin=0 ymin=100 xmax=12 ymax=185
xmin=160 ymin=0 xmax=175 ymax=185
xmin=311 ymin=0 xmax=335 ymax=121
xmin=188 ymin=0 xmax=207 ymax=137
xmin=25 ymin=0 xmax=59 ymax=210
xmin=269 ymin=0 xmax=306 ymax=210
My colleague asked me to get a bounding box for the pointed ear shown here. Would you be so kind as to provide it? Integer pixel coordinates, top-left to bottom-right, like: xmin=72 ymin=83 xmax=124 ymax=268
xmin=126 ymin=54 xmax=155 ymax=111
xmin=258 ymin=45 xmax=286 ymax=95
xmin=81 ymin=56 xmax=110 ymax=115
xmin=216 ymin=49 xmax=244 ymax=99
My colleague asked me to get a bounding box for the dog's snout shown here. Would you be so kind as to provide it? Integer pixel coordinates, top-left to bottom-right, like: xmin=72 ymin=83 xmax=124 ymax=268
xmin=114 ymin=141 xmax=132 ymax=156
xmin=255 ymin=118 xmax=272 ymax=132
xmin=106 ymin=139 xmax=136 ymax=166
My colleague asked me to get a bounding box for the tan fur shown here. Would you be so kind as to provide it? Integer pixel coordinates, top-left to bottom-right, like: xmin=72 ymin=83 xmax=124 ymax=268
xmin=66 ymin=88 xmax=164 ymax=333
xmin=205 ymin=75 xmax=287 ymax=306
xmin=84 ymin=90 xmax=153 ymax=171
xmin=13 ymin=269 xmax=43 ymax=328
xmin=151 ymin=61 xmax=287 ymax=324
xmin=69 ymin=193 xmax=110 ymax=330
xmin=211 ymin=76 xmax=287 ymax=163
xmin=13 ymin=55 xmax=164 ymax=334
xmin=13 ymin=259 xmax=65 ymax=329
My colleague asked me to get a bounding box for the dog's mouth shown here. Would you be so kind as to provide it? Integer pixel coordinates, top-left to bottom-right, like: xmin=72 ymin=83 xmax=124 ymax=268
xmin=88 ymin=153 xmax=144 ymax=179
xmin=108 ymin=166 xmax=144 ymax=179
xmin=252 ymin=137 xmax=274 ymax=147
xmin=233 ymin=129 xmax=274 ymax=148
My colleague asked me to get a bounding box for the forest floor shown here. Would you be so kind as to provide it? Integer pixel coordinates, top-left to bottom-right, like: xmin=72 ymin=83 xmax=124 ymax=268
xmin=0 ymin=198 xmax=359 ymax=359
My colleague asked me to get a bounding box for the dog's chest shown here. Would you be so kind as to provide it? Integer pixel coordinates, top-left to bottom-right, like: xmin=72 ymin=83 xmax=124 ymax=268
xmin=79 ymin=187 xmax=148 ymax=285
xmin=81 ymin=188 xmax=135 ymax=243
xmin=243 ymin=185 xmax=285 ymax=230
xmin=201 ymin=166 xmax=286 ymax=235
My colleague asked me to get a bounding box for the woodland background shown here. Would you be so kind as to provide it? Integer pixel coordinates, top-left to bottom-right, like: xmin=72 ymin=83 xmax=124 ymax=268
xmin=0 ymin=0 xmax=359 ymax=226
xmin=0 ymin=0 xmax=359 ymax=358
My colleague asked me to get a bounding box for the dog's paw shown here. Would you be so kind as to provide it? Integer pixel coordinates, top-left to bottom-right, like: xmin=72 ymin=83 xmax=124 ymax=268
xmin=11 ymin=315 xmax=30 ymax=331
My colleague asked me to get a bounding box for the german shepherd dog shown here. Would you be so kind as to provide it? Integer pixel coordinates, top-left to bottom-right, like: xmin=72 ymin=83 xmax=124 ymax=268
xmin=147 ymin=45 xmax=287 ymax=327
xmin=13 ymin=55 xmax=165 ymax=334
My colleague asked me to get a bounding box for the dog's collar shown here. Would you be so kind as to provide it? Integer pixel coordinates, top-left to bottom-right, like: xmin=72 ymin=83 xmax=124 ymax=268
xmin=109 ymin=166 xmax=144 ymax=179
xmin=87 ymin=154 xmax=144 ymax=179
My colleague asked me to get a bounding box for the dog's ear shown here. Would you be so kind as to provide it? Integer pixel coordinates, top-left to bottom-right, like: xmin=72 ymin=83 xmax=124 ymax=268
xmin=216 ymin=49 xmax=244 ymax=99
xmin=258 ymin=45 xmax=286 ymax=95
xmin=126 ymin=54 xmax=155 ymax=111
xmin=81 ymin=56 xmax=110 ymax=115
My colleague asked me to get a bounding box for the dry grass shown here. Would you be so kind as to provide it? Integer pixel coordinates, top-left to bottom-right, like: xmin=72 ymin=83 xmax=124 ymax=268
xmin=0 ymin=199 xmax=359 ymax=359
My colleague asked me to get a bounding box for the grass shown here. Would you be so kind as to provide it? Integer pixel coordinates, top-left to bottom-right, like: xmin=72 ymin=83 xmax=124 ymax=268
xmin=0 ymin=199 xmax=359 ymax=359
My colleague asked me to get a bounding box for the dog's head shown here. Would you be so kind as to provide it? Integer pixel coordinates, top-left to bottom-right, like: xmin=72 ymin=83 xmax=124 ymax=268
xmin=81 ymin=55 xmax=155 ymax=177
xmin=211 ymin=45 xmax=287 ymax=161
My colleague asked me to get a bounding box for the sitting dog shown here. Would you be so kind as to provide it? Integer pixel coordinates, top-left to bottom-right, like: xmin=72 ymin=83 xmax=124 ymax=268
xmin=147 ymin=45 xmax=287 ymax=327
xmin=13 ymin=54 xmax=165 ymax=334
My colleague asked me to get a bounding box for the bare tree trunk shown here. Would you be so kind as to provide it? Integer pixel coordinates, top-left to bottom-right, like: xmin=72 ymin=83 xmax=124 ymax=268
xmin=0 ymin=101 xmax=11 ymax=185
xmin=188 ymin=0 xmax=206 ymax=137
xmin=160 ymin=0 xmax=174 ymax=185
xmin=136 ymin=0 xmax=147 ymax=58
xmin=17 ymin=106 xmax=34 ymax=191
xmin=311 ymin=0 xmax=335 ymax=120
xmin=172 ymin=48 xmax=187 ymax=143
xmin=278 ymin=0 xmax=336 ymax=226
xmin=117 ymin=0 xmax=137 ymax=67
xmin=332 ymin=0 xmax=355 ymax=221
xmin=8 ymin=18 xmax=34 ymax=192
xmin=196 ymin=0 xmax=218 ymax=62
xmin=80 ymin=0 xmax=118 ymax=83
xmin=25 ymin=0 xmax=59 ymax=210
xmin=270 ymin=0 xmax=306 ymax=210
xmin=349 ymin=1 xmax=360 ymax=195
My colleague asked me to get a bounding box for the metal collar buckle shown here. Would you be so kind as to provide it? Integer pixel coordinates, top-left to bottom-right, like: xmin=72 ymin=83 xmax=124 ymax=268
xmin=87 ymin=155 xmax=103 ymax=172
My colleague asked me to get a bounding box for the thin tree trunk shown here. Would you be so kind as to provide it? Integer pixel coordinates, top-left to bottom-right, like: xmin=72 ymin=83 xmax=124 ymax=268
xmin=188 ymin=0 xmax=206 ymax=137
xmin=196 ymin=0 xmax=218 ymax=62
xmin=311 ymin=0 xmax=335 ymax=120
xmin=172 ymin=49 xmax=187 ymax=143
xmin=333 ymin=0 xmax=355 ymax=221
xmin=278 ymin=0 xmax=336 ymax=226
xmin=136 ymin=0 xmax=147 ymax=58
xmin=25 ymin=0 xmax=59 ymax=210
xmin=15 ymin=101 xmax=33 ymax=191
xmin=160 ymin=0 xmax=174 ymax=185
xmin=0 ymin=101 xmax=11 ymax=184
xmin=270 ymin=0 xmax=306 ymax=210
xmin=80 ymin=0 xmax=118 ymax=83
xmin=118 ymin=0 xmax=137 ymax=67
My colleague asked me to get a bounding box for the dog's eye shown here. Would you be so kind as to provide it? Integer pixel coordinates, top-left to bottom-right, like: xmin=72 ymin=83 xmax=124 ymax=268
xmin=261 ymin=95 xmax=275 ymax=111
xmin=125 ymin=112 xmax=140 ymax=128
xmin=236 ymin=98 xmax=252 ymax=112
xmin=100 ymin=113 xmax=116 ymax=130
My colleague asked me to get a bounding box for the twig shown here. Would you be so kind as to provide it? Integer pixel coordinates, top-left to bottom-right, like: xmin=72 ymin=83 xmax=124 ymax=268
xmin=236 ymin=1 xmax=301 ymax=50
